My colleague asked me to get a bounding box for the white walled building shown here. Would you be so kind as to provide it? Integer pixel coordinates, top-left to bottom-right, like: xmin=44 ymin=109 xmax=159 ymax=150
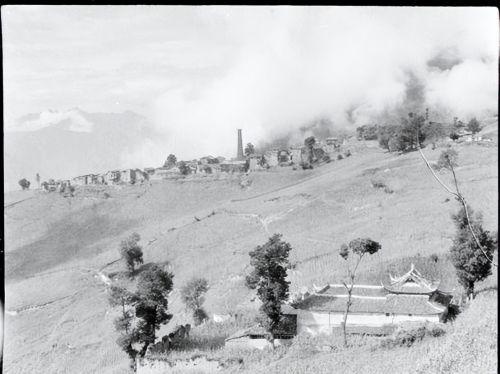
xmin=289 ymin=264 xmax=452 ymax=336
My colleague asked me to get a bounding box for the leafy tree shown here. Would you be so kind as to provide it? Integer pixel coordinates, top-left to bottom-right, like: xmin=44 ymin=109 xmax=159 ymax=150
xmin=248 ymin=234 xmax=292 ymax=346
xmin=356 ymin=124 xmax=378 ymax=140
xmin=18 ymin=178 xmax=30 ymax=190
xmin=398 ymin=112 xmax=426 ymax=151
xmin=181 ymin=278 xmax=209 ymax=325
xmin=377 ymin=124 xmax=399 ymax=150
xmin=244 ymin=143 xmax=255 ymax=157
xmin=338 ymin=238 xmax=381 ymax=346
xmin=450 ymin=206 xmax=496 ymax=299
xmin=466 ymin=118 xmax=482 ymax=134
xmin=178 ymin=161 xmax=190 ymax=175
xmin=304 ymin=136 xmax=316 ymax=164
xmin=108 ymin=285 xmax=139 ymax=368
xmin=422 ymin=122 xmax=446 ymax=149
xmin=119 ymin=233 xmax=144 ymax=274
xmin=134 ymin=264 xmax=174 ymax=356
xmin=164 ymin=154 xmax=177 ymax=168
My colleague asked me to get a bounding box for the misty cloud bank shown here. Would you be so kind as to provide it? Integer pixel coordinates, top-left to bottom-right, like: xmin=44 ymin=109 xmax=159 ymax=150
xmin=151 ymin=7 xmax=498 ymax=160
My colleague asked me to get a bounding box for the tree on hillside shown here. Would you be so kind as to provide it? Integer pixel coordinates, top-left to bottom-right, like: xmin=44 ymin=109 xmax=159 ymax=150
xmin=398 ymin=112 xmax=426 ymax=151
xmin=18 ymin=178 xmax=30 ymax=190
xmin=244 ymin=143 xmax=255 ymax=157
xmin=450 ymin=206 xmax=496 ymax=300
xmin=164 ymin=154 xmax=177 ymax=168
xmin=422 ymin=122 xmax=446 ymax=149
xmin=377 ymin=124 xmax=399 ymax=151
xmin=119 ymin=233 xmax=144 ymax=275
xmin=134 ymin=264 xmax=174 ymax=356
xmin=248 ymin=234 xmax=292 ymax=347
xmin=181 ymin=277 xmax=209 ymax=325
xmin=416 ymin=145 xmax=498 ymax=280
xmin=178 ymin=161 xmax=190 ymax=175
xmin=338 ymin=238 xmax=381 ymax=347
xmin=108 ymin=285 xmax=139 ymax=368
xmin=466 ymin=118 xmax=482 ymax=134
xmin=304 ymin=136 xmax=316 ymax=164
xmin=356 ymin=124 xmax=378 ymax=140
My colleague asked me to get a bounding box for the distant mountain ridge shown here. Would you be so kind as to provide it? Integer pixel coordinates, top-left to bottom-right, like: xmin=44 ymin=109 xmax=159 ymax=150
xmin=4 ymin=108 xmax=161 ymax=191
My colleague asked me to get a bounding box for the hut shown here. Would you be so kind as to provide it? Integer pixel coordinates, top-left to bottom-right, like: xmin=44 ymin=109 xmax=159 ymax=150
xmin=225 ymin=314 xmax=297 ymax=350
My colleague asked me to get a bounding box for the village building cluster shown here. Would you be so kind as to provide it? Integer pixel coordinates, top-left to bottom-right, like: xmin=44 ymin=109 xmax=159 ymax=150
xmin=39 ymin=129 xmax=351 ymax=191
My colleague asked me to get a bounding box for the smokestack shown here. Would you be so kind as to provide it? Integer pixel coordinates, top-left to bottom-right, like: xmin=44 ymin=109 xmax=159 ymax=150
xmin=237 ymin=129 xmax=244 ymax=160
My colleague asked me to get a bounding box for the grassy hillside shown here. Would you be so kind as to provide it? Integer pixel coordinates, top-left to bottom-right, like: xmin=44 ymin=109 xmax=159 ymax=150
xmin=3 ymin=129 xmax=498 ymax=374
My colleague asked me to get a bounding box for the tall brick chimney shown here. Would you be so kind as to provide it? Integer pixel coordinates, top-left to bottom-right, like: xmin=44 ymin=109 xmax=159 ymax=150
xmin=237 ymin=129 xmax=244 ymax=160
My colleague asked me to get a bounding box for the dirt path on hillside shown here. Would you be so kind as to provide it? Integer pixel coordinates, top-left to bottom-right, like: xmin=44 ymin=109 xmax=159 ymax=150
xmin=4 ymin=196 xmax=36 ymax=209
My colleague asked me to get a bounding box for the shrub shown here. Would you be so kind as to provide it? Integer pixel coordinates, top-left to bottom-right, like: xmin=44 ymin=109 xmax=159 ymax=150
xmin=18 ymin=178 xmax=31 ymax=190
xmin=181 ymin=278 xmax=209 ymax=325
xmin=430 ymin=253 xmax=439 ymax=263
xmin=300 ymin=162 xmax=313 ymax=170
xmin=371 ymin=178 xmax=393 ymax=193
xmin=322 ymin=155 xmax=331 ymax=163
xmin=380 ymin=323 xmax=445 ymax=349
xmin=344 ymin=150 xmax=352 ymax=157
xmin=337 ymin=154 xmax=344 ymax=160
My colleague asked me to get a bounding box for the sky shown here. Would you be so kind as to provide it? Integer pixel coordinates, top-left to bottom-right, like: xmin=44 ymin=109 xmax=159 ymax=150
xmin=2 ymin=6 xmax=499 ymax=161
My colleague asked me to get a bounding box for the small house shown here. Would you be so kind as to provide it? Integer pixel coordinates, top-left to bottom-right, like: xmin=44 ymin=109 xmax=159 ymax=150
xmin=220 ymin=161 xmax=246 ymax=173
xmin=144 ymin=167 xmax=155 ymax=176
xmin=225 ymin=314 xmax=297 ymax=350
xmin=290 ymin=264 xmax=452 ymax=336
xmin=120 ymin=169 xmax=136 ymax=184
xmin=248 ymin=154 xmax=266 ymax=171
xmin=289 ymin=146 xmax=304 ymax=164
xmin=264 ymin=150 xmax=279 ymax=167
xmin=104 ymin=170 xmax=121 ymax=185
xmin=278 ymin=150 xmax=291 ymax=164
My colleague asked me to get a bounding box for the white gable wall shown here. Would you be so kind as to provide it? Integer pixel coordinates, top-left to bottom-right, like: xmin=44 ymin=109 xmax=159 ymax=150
xmin=296 ymin=310 xmax=440 ymax=335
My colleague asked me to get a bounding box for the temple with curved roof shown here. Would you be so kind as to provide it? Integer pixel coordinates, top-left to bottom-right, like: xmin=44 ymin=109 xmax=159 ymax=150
xmin=289 ymin=264 xmax=453 ymax=336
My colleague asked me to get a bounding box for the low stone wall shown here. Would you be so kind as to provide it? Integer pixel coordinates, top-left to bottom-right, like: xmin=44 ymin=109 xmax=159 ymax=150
xmin=137 ymin=356 xmax=226 ymax=374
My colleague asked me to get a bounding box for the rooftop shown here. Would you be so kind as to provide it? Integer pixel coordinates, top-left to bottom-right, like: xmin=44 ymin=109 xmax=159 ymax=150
xmin=225 ymin=314 xmax=297 ymax=341
xmin=293 ymin=293 xmax=445 ymax=315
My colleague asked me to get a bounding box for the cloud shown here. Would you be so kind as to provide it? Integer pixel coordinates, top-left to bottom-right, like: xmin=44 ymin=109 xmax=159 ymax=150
xmin=152 ymin=7 xmax=498 ymax=159
xmin=9 ymin=109 xmax=94 ymax=132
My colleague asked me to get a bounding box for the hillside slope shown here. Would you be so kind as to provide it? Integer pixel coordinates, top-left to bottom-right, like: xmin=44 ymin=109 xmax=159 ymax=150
xmin=3 ymin=133 xmax=498 ymax=374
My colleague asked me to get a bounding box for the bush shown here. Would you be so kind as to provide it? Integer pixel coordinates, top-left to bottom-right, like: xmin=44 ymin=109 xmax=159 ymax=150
xmin=322 ymin=155 xmax=331 ymax=163
xmin=344 ymin=150 xmax=352 ymax=157
xmin=300 ymin=162 xmax=313 ymax=170
xmin=337 ymin=154 xmax=344 ymax=160
xmin=371 ymin=178 xmax=393 ymax=193
xmin=380 ymin=323 xmax=445 ymax=349
xmin=430 ymin=253 xmax=439 ymax=263
xmin=19 ymin=178 xmax=31 ymax=190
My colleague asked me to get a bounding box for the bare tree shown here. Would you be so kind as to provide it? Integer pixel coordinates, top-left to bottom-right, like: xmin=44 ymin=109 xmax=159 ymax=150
xmin=416 ymin=138 xmax=497 ymax=268
xmin=338 ymin=238 xmax=381 ymax=347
